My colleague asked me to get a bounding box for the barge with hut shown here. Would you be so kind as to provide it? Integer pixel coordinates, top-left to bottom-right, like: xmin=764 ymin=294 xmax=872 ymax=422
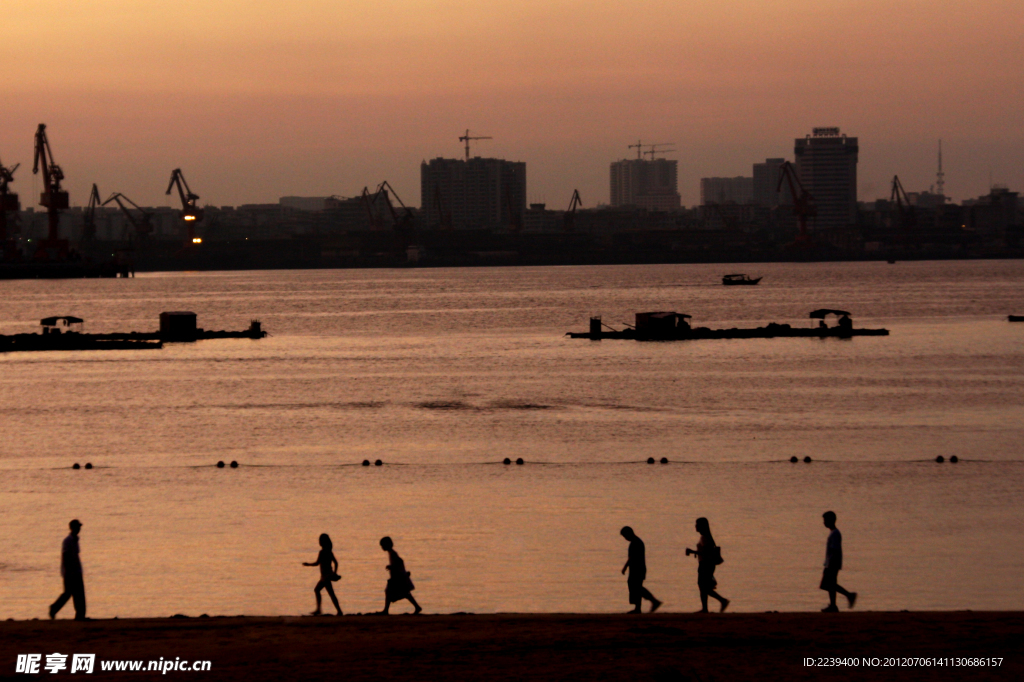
xmin=568 ymin=309 xmax=888 ymax=341
xmin=0 ymin=312 xmax=265 ymax=353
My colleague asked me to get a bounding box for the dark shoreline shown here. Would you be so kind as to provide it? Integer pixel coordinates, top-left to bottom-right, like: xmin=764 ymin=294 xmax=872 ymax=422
xmin=2 ymin=612 xmax=1020 ymax=680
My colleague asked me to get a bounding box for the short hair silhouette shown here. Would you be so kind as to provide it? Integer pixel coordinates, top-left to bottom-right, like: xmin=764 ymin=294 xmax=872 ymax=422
xmin=69 ymin=519 xmax=82 ymax=530
xmin=620 ymin=526 xmax=635 ymax=539
xmin=380 ymin=536 xmax=394 ymax=550
xmin=822 ymin=511 xmax=837 ymax=524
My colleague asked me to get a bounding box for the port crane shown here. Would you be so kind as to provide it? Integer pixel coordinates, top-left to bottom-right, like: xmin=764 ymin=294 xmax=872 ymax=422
xmin=165 ymin=169 xmax=203 ymax=243
xmin=776 ymin=161 xmax=815 ymax=245
xmin=375 ymin=181 xmax=416 ymax=232
xmin=889 ymin=175 xmax=916 ymax=231
xmin=360 ymin=186 xmax=386 ymax=230
xmin=564 ymin=189 xmax=582 ymax=232
xmin=433 ymin=185 xmax=452 ymax=230
xmin=82 ymin=184 xmax=102 ymax=241
xmin=32 ymin=123 xmax=70 ymax=259
xmin=459 ymin=130 xmax=492 ymax=160
xmin=0 ymin=156 xmax=20 ymax=249
xmin=103 ymin=192 xmax=154 ymax=241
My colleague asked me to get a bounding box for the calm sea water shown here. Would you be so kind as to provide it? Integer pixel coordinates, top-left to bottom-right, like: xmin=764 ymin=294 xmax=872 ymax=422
xmin=1 ymin=261 xmax=1023 ymax=618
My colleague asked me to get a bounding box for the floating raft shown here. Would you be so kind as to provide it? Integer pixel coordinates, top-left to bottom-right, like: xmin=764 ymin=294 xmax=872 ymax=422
xmin=568 ymin=311 xmax=888 ymax=341
xmin=0 ymin=313 xmax=266 ymax=354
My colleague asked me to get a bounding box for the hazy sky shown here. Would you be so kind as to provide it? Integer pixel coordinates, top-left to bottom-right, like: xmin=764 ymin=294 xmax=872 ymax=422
xmin=2 ymin=0 xmax=1021 ymax=209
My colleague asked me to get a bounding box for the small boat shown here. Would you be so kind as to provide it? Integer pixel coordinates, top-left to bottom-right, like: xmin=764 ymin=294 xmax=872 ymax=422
xmin=722 ymin=274 xmax=761 ymax=286
xmin=1009 ymin=315 xmax=1024 ymax=322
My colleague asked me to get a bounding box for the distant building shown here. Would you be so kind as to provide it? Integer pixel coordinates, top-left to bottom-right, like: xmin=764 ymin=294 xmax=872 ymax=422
xmin=610 ymin=159 xmax=681 ymax=211
xmin=420 ymin=157 xmax=526 ymax=230
xmin=752 ymin=158 xmax=789 ymax=207
xmin=280 ymin=196 xmax=329 ymax=212
xmin=794 ymin=127 xmax=858 ymax=231
xmin=700 ymin=177 xmax=753 ymax=206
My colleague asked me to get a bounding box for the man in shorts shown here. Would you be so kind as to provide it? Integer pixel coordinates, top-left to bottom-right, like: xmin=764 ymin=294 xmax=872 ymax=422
xmin=620 ymin=526 xmax=662 ymax=614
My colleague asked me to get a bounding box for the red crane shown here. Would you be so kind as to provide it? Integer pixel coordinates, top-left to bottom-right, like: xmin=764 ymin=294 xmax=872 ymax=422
xmin=103 ymin=192 xmax=154 ymax=241
xmin=165 ymin=169 xmax=204 ymax=243
xmin=564 ymin=189 xmax=582 ymax=232
xmin=0 ymin=156 xmax=20 ymax=248
xmin=776 ymin=161 xmax=815 ymax=245
xmin=32 ymin=123 xmax=70 ymax=259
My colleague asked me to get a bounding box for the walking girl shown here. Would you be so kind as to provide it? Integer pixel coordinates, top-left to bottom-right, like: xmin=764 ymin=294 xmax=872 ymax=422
xmin=685 ymin=518 xmax=730 ymax=613
xmin=379 ymin=536 xmax=422 ymax=614
xmin=302 ymin=533 xmax=342 ymax=616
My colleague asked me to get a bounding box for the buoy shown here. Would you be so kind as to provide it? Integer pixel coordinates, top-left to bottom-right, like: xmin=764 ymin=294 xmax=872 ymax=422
xmin=660 ymin=457 xmax=668 ymax=464
xmin=646 ymin=457 xmax=655 ymax=464
xmin=230 ymin=461 xmax=239 ymax=468
xmin=803 ymin=456 xmax=812 ymax=463
xmin=84 ymin=463 xmax=93 ymax=470
xmin=950 ymin=455 xmax=959 ymax=463
xmin=72 ymin=463 xmax=81 ymax=470
xmin=503 ymin=458 xmax=511 ymax=465
xmin=216 ymin=461 xmax=225 ymax=468
xmin=374 ymin=459 xmax=383 ymax=466
xmin=362 ymin=459 xmax=370 ymax=467
xmin=515 ymin=458 xmax=524 ymax=465
xmin=935 ymin=455 xmax=945 ymax=463
xmin=790 ymin=456 xmax=798 ymax=463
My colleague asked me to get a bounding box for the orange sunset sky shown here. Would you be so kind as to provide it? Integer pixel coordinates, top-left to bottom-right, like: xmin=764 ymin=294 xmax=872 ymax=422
xmin=2 ymin=0 xmax=1021 ymax=209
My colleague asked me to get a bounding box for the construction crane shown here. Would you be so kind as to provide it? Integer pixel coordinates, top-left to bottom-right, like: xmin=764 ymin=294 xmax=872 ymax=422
xmin=375 ymin=181 xmax=415 ymax=232
xmin=564 ymin=190 xmax=582 ymax=232
xmin=0 ymin=156 xmax=20 ymax=247
xmin=459 ymin=129 xmax=492 ymax=160
xmin=643 ymin=143 xmax=675 ymax=160
xmin=103 ymin=192 xmax=154 ymax=241
xmin=165 ymin=169 xmax=204 ymax=243
xmin=82 ymin=184 xmax=101 ymax=241
xmin=32 ymin=124 xmax=70 ymax=257
xmin=776 ymin=161 xmax=815 ymax=245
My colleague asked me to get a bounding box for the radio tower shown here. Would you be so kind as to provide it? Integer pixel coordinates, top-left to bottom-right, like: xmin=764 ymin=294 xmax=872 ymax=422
xmin=936 ymin=139 xmax=945 ymax=198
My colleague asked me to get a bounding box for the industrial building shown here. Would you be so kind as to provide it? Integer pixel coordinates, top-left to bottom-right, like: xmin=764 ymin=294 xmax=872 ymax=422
xmin=794 ymin=128 xmax=859 ymax=231
xmin=752 ymin=158 xmax=790 ymax=207
xmin=420 ymin=157 xmax=527 ymax=230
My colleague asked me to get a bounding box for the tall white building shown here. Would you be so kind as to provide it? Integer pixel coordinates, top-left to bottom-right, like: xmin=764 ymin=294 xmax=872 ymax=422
xmin=794 ymin=128 xmax=858 ymax=230
xmin=610 ymin=158 xmax=681 ymax=211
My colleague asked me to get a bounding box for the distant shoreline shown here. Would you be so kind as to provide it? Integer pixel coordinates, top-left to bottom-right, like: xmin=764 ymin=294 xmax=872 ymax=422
xmin=3 ymin=612 xmax=1020 ymax=680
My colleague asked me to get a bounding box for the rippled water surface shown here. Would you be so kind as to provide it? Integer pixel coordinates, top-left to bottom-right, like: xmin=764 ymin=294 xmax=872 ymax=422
xmin=1 ymin=261 xmax=1023 ymax=618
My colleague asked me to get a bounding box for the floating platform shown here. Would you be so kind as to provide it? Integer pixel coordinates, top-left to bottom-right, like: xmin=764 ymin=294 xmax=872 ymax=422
xmin=0 ymin=313 xmax=266 ymax=354
xmin=568 ymin=311 xmax=888 ymax=341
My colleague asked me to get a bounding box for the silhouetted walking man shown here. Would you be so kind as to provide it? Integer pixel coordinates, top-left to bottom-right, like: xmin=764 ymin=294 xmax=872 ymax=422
xmin=820 ymin=511 xmax=857 ymax=612
xmin=49 ymin=519 xmax=86 ymax=621
xmin=620 ymin=526 xmax=662 ymax=614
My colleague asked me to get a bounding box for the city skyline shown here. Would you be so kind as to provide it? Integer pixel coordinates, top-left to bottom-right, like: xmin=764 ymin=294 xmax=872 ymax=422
xmin=2 ymin=1 xmax=1021 ymax=209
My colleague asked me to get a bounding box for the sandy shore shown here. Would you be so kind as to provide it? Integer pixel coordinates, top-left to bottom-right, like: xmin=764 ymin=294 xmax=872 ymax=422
xmin=1 ymin=612 xmax=1019 ymax=680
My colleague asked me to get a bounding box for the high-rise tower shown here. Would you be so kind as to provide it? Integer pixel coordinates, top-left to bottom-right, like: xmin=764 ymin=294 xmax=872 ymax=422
xmin=794 ymin=127 xmax=858 ymax=231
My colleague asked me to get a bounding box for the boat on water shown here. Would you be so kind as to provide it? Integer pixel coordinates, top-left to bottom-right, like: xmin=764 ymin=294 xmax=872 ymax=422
xmin=722 ymin=274 xmax=761 ymax=286
xmin=1009 ymin=315 xmax=1024 ymax=322
xmin=568 ymin=310 xmax=888 ymax=341
xmin=0 ymin=313 xmax=266 ymax=354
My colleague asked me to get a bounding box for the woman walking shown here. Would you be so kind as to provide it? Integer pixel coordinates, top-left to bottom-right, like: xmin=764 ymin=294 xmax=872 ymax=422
xmin=302 ymin=533 xmax=342 ymax=616
xmin=685 ymin=518 xmax=730 ymax=613
xmin=379 ymin=536 xmax=422 ymax=614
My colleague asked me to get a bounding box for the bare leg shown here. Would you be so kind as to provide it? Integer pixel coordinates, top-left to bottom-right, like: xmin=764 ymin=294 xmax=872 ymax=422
xmin=699 ymin=590 xmax=709 ymax=613
xmin=324 ymin=582 xmax=342 ymax=615
xmin=640 ymin=588 xmax=662 ymax=613
xmin=835 ymin=584 xmax=857 ymax=608
xmin=406 ymin=595 xmax=422 ymax=614
xmin=381 ymin=597 xmax=392 ymax=615
xmin=708 ymin=589 xmax=729 ymax=612
xmin=312 ymin=582 xmax=324 ymax=615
